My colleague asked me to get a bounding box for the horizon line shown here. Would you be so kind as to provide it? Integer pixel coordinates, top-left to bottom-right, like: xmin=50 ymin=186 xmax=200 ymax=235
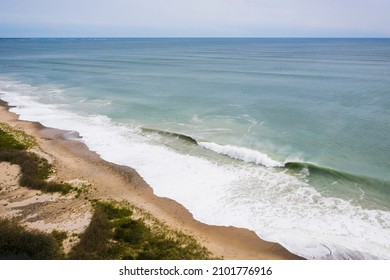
xmin=1 ymin=36 xmax=390 ymax=39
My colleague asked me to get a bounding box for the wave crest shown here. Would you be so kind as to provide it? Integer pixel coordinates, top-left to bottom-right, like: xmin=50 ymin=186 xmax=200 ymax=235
xmin=199 ymin=141 xmax=283 ymax=167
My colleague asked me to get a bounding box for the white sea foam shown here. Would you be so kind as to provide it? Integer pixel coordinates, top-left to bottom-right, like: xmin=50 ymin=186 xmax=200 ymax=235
xmin=199 ymin=141 xmax=283 ymax=167
xmin=191 ymin=114 xmax=201 ymax=123
xmin=1 ymin=77 xmax=390 ymax=260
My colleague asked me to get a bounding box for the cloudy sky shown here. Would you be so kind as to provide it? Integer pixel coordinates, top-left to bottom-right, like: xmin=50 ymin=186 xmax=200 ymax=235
xmin=0 ymin=0 xmax=389 ymax=37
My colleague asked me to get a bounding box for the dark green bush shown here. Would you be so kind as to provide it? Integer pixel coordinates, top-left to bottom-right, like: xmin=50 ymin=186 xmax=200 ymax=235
xmin=98 ymin=201 xmax=132 ymax=220
xmin=51 ymin=229 xmax=68 ymax=244
xmin=0 ymin=218 xmax=63 ymax=260
xmin=68 ymin=205 xmax=120 ymax=260
xmin=114 ymin=219 xmax=150 ymax=245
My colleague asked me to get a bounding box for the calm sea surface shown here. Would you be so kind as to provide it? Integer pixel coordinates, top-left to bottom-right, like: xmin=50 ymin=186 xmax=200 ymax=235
xmin=1 ymin=38 xmax=389 ymax=259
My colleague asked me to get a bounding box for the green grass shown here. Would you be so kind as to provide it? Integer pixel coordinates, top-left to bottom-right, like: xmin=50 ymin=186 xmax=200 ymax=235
xmin=69 ymin=201 xmax=214 ymax=260
xmin=68 ymin=203 xmax=122 ymax=259
xmin=74 ymin=183 xmax=92 ymax=199
xmin=0 ymin=218 xmax=64 ymax=260
xmin=0 ymin=123 xmax=36 ymax=150
xmin=0 ymin=129 xmax=27 ymax=150
xmin=0 ymin=122 xmax=72 ymax=194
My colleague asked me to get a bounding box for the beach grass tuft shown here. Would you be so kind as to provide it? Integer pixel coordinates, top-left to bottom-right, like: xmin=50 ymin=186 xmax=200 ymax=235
xmin=69 ymin=201 xmax=215 ymax=260
xmin=0 ymin=122 xmax=36 ymax=149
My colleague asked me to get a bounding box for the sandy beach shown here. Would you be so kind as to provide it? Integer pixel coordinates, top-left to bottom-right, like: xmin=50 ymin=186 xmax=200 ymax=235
xmin=0 ymin=99 xmax=301 ymax=259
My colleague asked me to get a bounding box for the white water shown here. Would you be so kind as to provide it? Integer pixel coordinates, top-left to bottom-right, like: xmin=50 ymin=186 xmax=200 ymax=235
xmin=1 ymin=78 xmax=390 ymax=259
xmin=198 ymin=141 xmax=283 ymax=167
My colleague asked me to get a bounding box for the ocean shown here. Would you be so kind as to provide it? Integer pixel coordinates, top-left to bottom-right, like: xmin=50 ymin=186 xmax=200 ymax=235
xmin=0 ymin=38 xmax=389 ymax=259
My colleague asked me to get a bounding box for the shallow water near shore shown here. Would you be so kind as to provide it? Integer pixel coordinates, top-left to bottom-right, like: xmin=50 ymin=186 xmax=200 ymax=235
xmin=0 ymin=38 xmax=389 ymax=259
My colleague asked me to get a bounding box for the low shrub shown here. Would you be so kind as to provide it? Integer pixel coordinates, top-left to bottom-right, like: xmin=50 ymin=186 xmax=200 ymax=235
xmin=0 ymin=218 xmax=63 ymax=260
xmin=68 ymin=204 xmax=121 ymax=259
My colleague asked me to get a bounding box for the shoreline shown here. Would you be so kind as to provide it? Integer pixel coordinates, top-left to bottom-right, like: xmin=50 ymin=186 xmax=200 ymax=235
xmin=0 ymin=99 xmax=302 ymax=260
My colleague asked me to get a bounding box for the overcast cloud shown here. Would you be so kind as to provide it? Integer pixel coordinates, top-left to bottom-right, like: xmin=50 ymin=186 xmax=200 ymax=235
xmin=0 ymin=0 xmax=389 ymax=37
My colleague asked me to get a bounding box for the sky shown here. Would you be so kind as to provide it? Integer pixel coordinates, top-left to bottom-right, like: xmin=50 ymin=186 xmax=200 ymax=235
xmin=0 ymin=0 xmax=389 ymax=37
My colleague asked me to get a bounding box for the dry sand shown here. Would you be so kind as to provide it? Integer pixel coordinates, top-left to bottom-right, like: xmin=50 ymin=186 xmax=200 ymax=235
xmin=0 ymin=100 xmax=302 ymax=259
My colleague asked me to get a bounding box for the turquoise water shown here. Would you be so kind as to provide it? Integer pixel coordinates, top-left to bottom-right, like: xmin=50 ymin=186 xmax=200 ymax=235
xmin=0 ymin=38 xmax=389 ymax=259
